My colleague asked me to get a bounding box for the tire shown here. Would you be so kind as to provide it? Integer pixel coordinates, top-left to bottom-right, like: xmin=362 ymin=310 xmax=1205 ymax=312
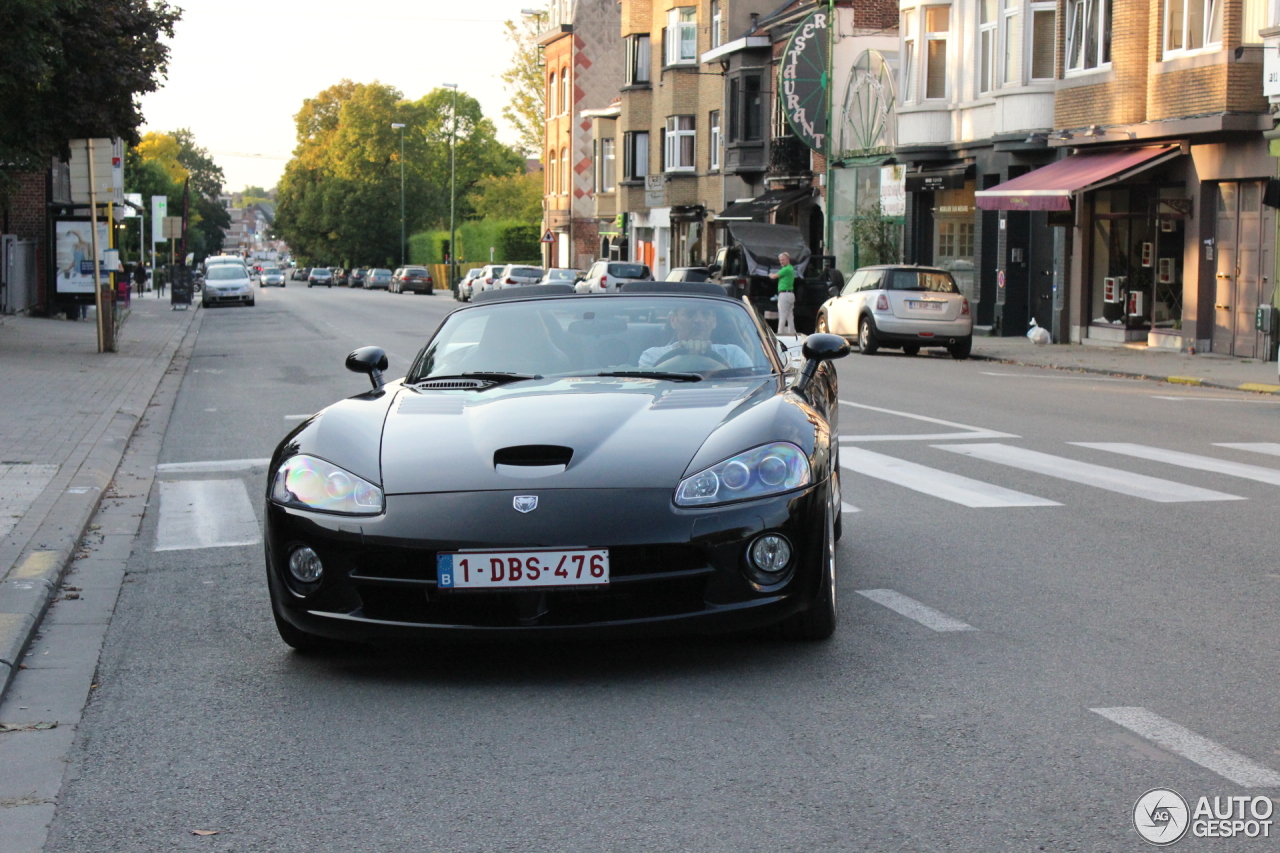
xmin=248 ymin=298 xmax=255 ymax=307
xmin=308 ymin=283 xmax=312 ymax=288
xmin=859 ymin=316 xmax=879 ymax=355
xmin=776 ymin=490 xmax=837 ymax=641
xmin=816 ymin=312 xmax=830 ymax=333
xmin=949 ymin=337 xmax=972 ymax=360
xmin=903 ymin=345 xmax=920 ymax=356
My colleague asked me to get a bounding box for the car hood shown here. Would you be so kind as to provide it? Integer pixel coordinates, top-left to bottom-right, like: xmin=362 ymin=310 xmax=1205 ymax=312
xmin=379 ymin=377 xmax=775 ymax=493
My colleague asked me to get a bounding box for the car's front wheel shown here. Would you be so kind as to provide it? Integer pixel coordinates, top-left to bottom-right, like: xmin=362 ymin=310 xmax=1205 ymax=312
xmin=859 ymin=316 xmax=879 ymax=355
xmin=777 ymin=490 xmax=837 ymax=641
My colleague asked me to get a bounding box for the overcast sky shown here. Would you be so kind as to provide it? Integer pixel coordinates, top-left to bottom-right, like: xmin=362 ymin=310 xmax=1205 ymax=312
xmin=138 ymin=0 xmax=528 ymax=192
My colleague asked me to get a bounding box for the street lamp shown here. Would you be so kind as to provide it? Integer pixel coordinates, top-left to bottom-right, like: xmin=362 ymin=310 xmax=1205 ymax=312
xmin=442 ymin=84 xmax=459 ymax=295
xmin=391 ymin=122 xmax=406 ymax=266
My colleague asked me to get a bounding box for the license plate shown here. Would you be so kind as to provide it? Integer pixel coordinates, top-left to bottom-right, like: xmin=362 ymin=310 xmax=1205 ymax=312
xmin=437 ymin=548 xmax=609 ymax=589
xmin=908 ymin=300 xmax=944 ymax=311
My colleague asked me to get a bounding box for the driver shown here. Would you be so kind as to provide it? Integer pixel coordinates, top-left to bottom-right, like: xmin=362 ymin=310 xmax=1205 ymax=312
xmin=639 ymin=304 xmax=752 ymax=369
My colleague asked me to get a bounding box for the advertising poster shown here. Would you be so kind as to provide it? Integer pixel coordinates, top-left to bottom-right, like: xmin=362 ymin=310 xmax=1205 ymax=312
xmin=55 ymin=221 xmax=110 ymax=294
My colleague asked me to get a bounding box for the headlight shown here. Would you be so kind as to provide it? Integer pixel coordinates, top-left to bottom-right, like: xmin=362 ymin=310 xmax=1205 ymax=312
xmin=270 ymin=455 xmax=384 ymax=515
xmin=675 ymin=442 xmax=811 ymax=507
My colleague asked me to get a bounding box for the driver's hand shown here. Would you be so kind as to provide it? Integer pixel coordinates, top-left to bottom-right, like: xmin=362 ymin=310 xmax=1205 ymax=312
xmin=684 ymin=339 xmax=711 ymax=354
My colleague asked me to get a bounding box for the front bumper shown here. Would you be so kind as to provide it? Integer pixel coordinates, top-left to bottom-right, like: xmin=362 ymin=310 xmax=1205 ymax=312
xmin=203 ymin=290 xmax=252 ymax=303
xmin=266 ymin=485 xmax=830 ymax=640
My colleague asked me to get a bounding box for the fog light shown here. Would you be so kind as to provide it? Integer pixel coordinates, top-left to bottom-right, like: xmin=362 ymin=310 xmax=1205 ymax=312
xmin=289 ymin=547 xmax=323 ymax=583
xmin=749 ymin=534 xmax=792 ymax=574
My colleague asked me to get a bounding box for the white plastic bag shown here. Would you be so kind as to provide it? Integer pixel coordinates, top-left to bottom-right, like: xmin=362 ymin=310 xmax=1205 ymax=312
xmin=1026 ymin=318 xmax=1051 ymax=346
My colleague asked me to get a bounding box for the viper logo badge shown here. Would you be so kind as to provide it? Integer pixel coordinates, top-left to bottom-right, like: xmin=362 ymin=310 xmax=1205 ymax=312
xmin=513 ymin=495 xmax=538 ymax=513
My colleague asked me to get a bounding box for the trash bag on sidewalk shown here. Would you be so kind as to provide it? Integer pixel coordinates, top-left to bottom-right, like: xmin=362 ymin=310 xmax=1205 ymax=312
xmin=1026 ymin=318 xmax=1051 ymax=346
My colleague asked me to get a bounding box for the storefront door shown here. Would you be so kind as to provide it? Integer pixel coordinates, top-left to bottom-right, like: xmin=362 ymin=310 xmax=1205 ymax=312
xmin=1212 ymin=182 xmax=1272 ymax=358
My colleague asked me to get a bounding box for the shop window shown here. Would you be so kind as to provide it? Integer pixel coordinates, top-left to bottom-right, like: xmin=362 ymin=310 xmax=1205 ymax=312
xmin=1002 ymin=0 xmax=1018 ymax=85
xmin=709 ymin=111 xmax=721 ymax=170
xmin=933 ymin=185 xmax=976 ymax=300
xmin=1029 ymin=4 xmax=1056 ymax=79
xmin=925 ymin=6 xmax=950 ymax=99
xmin=979 ymin=0 xmax=997 ymax=94
xmin=902 ymin=10 xmax=917 ymax=101
xmin=664 ymin=116 xmax=696 ymax=172
xmin=624 ymin=131 xmax=649 ymax=180
xmin=1163 ymin=0 xmax=1221 ymax=55
xmin=600 ymin=138 xmax=616 ymax=192
xmin=666 ymin=8 xmax=697 ymax=65
xmin=626 ymin=35 xmax=651 ymax=85
xmin=1066 ymin=0 xmax=1111 ymax=70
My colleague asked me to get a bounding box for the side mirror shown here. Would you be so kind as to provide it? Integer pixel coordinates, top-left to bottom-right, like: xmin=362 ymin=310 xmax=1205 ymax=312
xmin=346 ymin=345 xmax=389 ymax=391
xmin=707 ymin=262 xmax=721 ymax=274
xmin=794 ymin=333 xmax=850 ymax=393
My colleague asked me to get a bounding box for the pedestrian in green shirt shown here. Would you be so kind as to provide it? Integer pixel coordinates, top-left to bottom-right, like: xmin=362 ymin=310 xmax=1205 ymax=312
xmin=770 ymin=252 xmax=796 ymax=335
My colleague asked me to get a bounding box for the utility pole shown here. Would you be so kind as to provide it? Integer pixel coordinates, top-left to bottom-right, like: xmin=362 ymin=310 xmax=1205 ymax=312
xmin=443 ymin=83 xmax=459 ymax=294
xmin=87 ymin=139 xmax=106 ymax=353
xmin=391 ymin=122 xmax=406 ymax=266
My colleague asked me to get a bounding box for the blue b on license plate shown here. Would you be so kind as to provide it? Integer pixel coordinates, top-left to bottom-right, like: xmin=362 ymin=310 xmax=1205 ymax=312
xmin=437 ymin=548 xmax=609 ymax=589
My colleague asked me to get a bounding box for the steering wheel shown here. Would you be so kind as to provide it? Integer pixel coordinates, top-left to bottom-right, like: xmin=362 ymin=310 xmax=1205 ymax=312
xmin=654 ymin=344 xmax=731 ymax=372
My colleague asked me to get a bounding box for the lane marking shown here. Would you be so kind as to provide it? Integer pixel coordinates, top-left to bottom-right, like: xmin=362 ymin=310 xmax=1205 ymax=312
xmin=841 ymin=502 xmax=860 ymax=514
xmin=840 ymin=447 xmax=1058 ymax=508
xmin=1214 ymin=442 xmax=1280 ymax=457
xmin=156 ymin=458 xmax=271 ymax=473
xmin=1090 ymin=707 xmax=1280 ymax=787
xmin=838 ymin=400 xmax=1017 ymax=440
xmin=155 ymin=479 xmax=262 ymax=551
xmin=1073 ymin=443 xmax=1280 ymax=487
xmin=856 ymin=589 xmax=977 ymax=632
xmin=981 ymin=372 xmax=1130 ymax=382
xmin=939 ymin=444 xmax=1243 ymax=503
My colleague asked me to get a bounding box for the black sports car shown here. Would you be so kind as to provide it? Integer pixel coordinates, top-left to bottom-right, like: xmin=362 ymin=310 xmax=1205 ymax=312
xmin=264 ymin=282 xmax=850 ymax=649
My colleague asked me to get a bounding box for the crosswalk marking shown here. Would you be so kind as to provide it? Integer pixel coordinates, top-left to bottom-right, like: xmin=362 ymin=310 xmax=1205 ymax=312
xmin=155 ymin=479 xmax=262 ymax=551
xmin=1213 ymin=442 xmax=1280 ymax=458
xmin=938 ymin=443 xmax=1243 ymax=503
xmin=839 ymin=447 xmax=1059 ymax=508
xmin=1074 ymin=443 xmax=1280 ymax=487
xmin=838 ymin=400 xmax=1017 ymax=442
xmin=1091 ymin=707 xmax=1280 ymax=787
xmin=856 ymin=589 xmax=977 ymax=632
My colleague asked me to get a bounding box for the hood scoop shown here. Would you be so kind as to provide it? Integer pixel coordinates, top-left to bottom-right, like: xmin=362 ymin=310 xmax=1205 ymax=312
xmin=650 ymin=386 xmax=747 ymax=410
xmin=494 ymin=445 xmax=573 ymax=479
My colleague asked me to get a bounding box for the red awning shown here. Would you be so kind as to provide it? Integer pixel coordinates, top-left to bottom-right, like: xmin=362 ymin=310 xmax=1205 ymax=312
xmin=975 ymin=146 xmax=1182 ymax=211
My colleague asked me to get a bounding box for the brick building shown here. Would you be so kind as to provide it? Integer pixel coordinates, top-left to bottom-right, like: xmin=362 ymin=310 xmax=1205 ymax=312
xmin=538 ymin=0 xmax=624 ymax=271
xmin=970 ymin=0 xmax=1274 ymax=358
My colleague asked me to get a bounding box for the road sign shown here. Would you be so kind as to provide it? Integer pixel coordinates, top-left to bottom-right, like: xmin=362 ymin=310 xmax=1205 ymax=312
xmin=541 ymin=230 xmax=555 ymax=244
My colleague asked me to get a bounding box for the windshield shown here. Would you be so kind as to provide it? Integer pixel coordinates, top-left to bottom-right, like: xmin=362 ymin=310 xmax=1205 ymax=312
xmin=208 ymin=266 xmax=248 ymax=281
xmin=264 ymin=268 xmax=281 ymax=275
xmin=546 ymin=269 xmax=578 ymax=280
xmin=410 ymin=297 xmax=774 ymax=381
xmin=372 ymin=269 xmax=391 ymax=276
xmin=884 ymin=269 xmax=959 ymax=293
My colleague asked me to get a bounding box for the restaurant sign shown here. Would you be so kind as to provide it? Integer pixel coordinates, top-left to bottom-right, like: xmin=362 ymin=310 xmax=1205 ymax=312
xmin=779 ymin=10 xmax=829 ymax=152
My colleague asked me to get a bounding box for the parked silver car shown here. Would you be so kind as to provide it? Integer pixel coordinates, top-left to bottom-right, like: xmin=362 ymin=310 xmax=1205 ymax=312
xmin=816 ymin=265 xmax=973 ymax=359
xmin=202 ymin=264 xmax=255 ymax=307
xmin=366 ymin=268 xmax=393 ymax=290
xmin=457 ymin=268 xmax=484 ymax=301
xmin=307 ymin=268 xmax=334 ymax=288
xmin=496 ymin=264 xmax=545 ymax=289
xmin=538 ymin=267 xmax=584 ymax=286
xmin=470 ymin=264 xmax=507 ymax=297
xmin=575 ymin=261 xmax=653 ymax=293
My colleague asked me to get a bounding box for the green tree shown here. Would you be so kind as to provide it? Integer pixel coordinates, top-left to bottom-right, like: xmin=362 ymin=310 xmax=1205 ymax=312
xmin=0 ymin=0 xmax=180 ymax=195
xmin=468 ymin=170 xmax=543 ymax=225
xmin=499 ymin=18 xmax=545 ymax=156
xmin=275 ymin=80 xmax=523 ymax=266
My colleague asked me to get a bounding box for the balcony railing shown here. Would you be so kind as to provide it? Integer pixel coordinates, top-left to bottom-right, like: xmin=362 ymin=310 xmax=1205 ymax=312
xmin=768 ymin=135 xmax=812 ymax=177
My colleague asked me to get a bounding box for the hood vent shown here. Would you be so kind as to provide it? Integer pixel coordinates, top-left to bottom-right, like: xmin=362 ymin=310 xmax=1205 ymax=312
xmin=494 ymin=445 xmax=573 ymax=479
xmin=398 ymin=396 xmax=467 ymax=415
xmin=650 ymin=387 xmax=747 ymax=410
xmin=411 ymin=379 xmax=488 ymax=390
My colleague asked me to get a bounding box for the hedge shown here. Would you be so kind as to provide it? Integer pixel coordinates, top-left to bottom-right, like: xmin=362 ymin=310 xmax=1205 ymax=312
xmin=408 ymin=220 xmax=542 ymax=268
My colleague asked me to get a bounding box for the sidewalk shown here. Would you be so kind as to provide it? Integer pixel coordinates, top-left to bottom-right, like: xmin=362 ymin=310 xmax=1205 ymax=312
xmin=0 ymin=298 xmax=200 ymax=699
xmin=971 ymin=336 xmax=1280 ymax=394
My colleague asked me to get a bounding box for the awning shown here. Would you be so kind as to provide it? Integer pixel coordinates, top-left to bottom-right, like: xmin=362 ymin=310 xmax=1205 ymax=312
xmin=716 ymin=188 xmax=813 ymax=221
xmin=975 ymin=146 xmax=1182 ymax=211
xmin=905 ymin=166 xmax=968 ymax=192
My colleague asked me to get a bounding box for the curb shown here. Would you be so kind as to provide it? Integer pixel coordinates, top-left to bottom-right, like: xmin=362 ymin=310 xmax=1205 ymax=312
xmin=0 ymin=307 xmax=204 ymax=700
xmin=969 ymin=352 xmax=1280 ymax=396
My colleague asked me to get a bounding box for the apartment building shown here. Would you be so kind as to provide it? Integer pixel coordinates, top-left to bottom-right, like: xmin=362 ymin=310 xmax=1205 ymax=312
xmin=538 ymin=0 xmax=624 ymax=271
xmin=966 ymin=0 xmax=1274 ymax=357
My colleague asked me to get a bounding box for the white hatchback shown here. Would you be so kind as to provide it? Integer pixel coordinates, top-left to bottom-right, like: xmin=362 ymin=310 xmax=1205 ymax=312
xmin=575 ymin=261 xmax=653 ymax=293
xmin=496 ymin=264 xmax=546 ymax=289
xmin=470 ymin=264 xmax=507 ymax=297
xmin=816 ymin=266 xmax=972 ymax=359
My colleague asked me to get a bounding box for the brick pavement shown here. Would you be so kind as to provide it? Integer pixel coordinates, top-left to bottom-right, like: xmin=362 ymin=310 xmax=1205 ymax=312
xmin=0 ymin=298 xmax=199 ymax=696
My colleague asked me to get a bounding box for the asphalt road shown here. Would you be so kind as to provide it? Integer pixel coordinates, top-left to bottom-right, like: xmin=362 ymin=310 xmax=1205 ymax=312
xmin=43 ymin=283 xmax=1280 ymax=852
